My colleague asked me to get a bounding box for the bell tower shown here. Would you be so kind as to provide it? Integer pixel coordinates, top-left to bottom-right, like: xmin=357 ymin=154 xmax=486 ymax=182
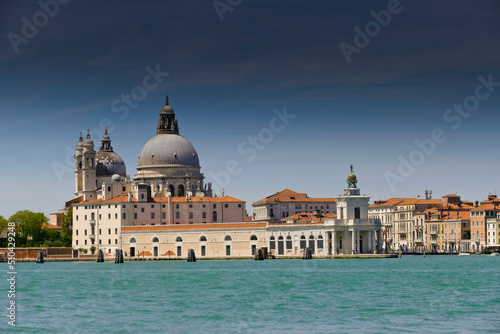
xmin=81 ymin=131 xmax=97 ymax=200
xmin=74 ymin=133 xmax=84 ymax=196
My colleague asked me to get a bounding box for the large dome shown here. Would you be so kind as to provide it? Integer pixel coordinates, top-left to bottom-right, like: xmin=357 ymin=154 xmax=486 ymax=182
xmin=138 ymin=134 xmax=200 ymax=168
xmin=96 ymin=151 xmax=127 ymax=176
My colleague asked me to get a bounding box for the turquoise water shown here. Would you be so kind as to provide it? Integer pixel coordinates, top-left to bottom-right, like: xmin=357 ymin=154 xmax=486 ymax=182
xmin=2 ymin=256 xmax=499 ymax=333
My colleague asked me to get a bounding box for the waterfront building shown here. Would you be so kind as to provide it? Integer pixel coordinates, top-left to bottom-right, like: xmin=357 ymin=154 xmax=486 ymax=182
xmin=486 ymin=212 xmax=500 ymax=247
xmin=121 ymin=223 xmax=267 ymax=258
xmin=252 ymin=189 xmax=336 ymax=223
xmin=72 ymin=96 xmax=243 ymax=255
xmin=470 ymin=197 xmax=500 ymax=252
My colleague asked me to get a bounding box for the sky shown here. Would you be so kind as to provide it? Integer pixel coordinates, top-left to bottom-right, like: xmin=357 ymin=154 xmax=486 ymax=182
xmin=1 ymin=0 xmax=500 ymax=218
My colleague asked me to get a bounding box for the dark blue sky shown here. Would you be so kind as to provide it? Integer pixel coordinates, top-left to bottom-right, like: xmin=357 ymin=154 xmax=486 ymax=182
xmin=1 ymin=0 xmax=500 ymax=217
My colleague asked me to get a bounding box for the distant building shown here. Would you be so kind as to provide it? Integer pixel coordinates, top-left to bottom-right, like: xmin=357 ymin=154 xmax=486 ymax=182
xmin=252 ymin=189 xmax=336 ymax=223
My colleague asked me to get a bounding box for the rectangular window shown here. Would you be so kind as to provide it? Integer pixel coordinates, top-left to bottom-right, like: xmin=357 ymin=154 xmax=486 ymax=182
xmin=177 ymin=246 xmax=182 ymax=257
xmin=84 ymin=240 xmax=87 ymax=245
xmin=115 ymin=228 xmax=118 ymax=234
xmin=85 ymin=215 xmax=87 ymax=220
xmin=108 ymin=214 xmax=111 ymax=219
xmin=76 ymin=240 xmax=78 ymax=245
xmin=151 ymin=205 xmax=154 ymax=208
xmin=201 ymin=245 xmax=206 ymax=256
xmin=203 ymin=212 xmax=206 ymax=219
xmin=189 ymin=212 xmax=193 ymax=219
xmin=162 ymin=204 xmax=165 ymax=208
xmin=123 ymin=187 xmax=126 ymax=192
xmin=355 ymin=207 xmax=361 ymax=219
xmin=141 ymin=208 xmax=144 ymax=213
xmin=76 ymin=230 xmax=79 ymax=236
xmin=203 ymin=204 xmax=206 ymax=208
xmin=134 ymin=213 xmax=137 ymax=219
xmin=176 ymin=204 xmax=179 ymax=209
xmin=84 ymin=230 xmax=87 ymax=236
xmin=115 ymin=239 xmax=118 ymax=244
xmin=108 ymin=239 xmax=111 ymax=244
xmin=176 ymin=212 xmax=180 ymax=219
xmin=213 ymin=204 xmax=216 ymax=209
xmin=189 ymin=204 xmax=193 ymax=208
xmin=99 ymin=229 xmax=101 ymax=234
xmin=162 ymin=213 xmax=166 ymax=219
xmin=122 ymin=205 xmax=126 ymax=209
xmin=122 ymin=213 xmax=126 ymax=219
xmin=225 ymin=204 xmax=228 ymax=208
xmin=226 ymin=245 xmax=231 ymax=256
xmin=108 ymin=228 xmax=111 ymax=234
xmin=151 ymin=212 xmax=155 ymax=219
xmin=115 ymin=214 xmax=118 ymax=219
xmin=76 ymin=215 xmax=79 ymax=221
xmin=238 ymin=204 xmax=242 ymax=208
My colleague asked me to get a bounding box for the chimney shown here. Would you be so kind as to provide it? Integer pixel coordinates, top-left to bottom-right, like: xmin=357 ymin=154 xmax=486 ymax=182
xmin=474 ymin=201 xmax=479 ymax=207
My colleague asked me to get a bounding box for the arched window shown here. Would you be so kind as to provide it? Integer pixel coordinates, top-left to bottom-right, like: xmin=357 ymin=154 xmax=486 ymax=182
xmin=250 ymin=235 xmax=258 ymax=241
xmin=270 ymin=236 xmax=276 ymax=250
xmin=309 ymin=235 xmax=315 ymax=240
xmin=286 ymin=235 xmax=292 ymax=249
xmin=200 ymin=236 xmax=207 ymax=242
xmin=278 ymin=236 xmax=284 ymax=240
xmin=309 ymin=235 xmax=315 ymax=254
xmin=212 ymin=211 xmax=217 ymax=222
xmin=300 ymin=235 xmax=306 ymax=249
xmin=225 ymin=235 xmax=232 ymax=241
xmin=277 ymin=236 xmax=284 ymax=255
xmin=152 ymin=237 xmax=159 ymax=243
xmin=176 ymin=236 xmax=183 ymax=242
xmin=178 ymin=184 xmax=185 ymax=197
xmin=129 ymin=237 xmax=136 ymax=243
xmin=169 ymin=184 xmax=175 ymax=196
xmin=317 ymin=235 xmax=324 ymax=249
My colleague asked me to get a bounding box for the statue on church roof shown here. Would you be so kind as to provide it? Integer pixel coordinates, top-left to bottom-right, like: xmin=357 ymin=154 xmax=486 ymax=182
xmin=347 ymin=164 xmax=358 ymax=188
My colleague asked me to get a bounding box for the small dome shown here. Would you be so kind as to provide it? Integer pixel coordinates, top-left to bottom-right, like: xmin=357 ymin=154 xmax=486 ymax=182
xmin=111 ymin=174 xmax=121 ymax=182
xmin=161 ymin=104 xmax=174 ymax=114
xmin=138 ymin=134 xmax=200 ymax=168
xmin=96 ymin=151 xmax=126 ymax=176
xmin=83 ymin=133 xmax=94 ymax=147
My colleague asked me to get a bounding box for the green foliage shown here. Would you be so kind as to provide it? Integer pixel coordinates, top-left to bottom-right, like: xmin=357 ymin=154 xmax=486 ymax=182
xmin=9 ymin=210 xmax=48 ymax=247
xmin=90 ymin=246 xmax=96 ymax=255
xmin=61 ymin=207 xmax=73 ymax=247
xmin=0 ymin=215 xmax=8 ymax=229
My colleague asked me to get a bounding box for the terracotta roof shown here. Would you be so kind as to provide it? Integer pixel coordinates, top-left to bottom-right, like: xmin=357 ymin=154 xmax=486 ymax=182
xmin=444 ymin=211 xmax=470 ymax=220
xmin=253 ymin=189 xmax=335 ymax=205
xmin=279 ymin=212 xmax=336 ymax=224
xmin=442 ymin=194 xmax=460 ymax=198
xmin=77 ymin=194 xmax=244 ymax=205
xmin=41 ymin=222 xmax=62 ymax=230
xmin=471 ymin=204 xmax=500 ymax=211
xmin=369 ymin=198 xmax=410 ymax=208
xmin=122 ymin=223 xmax=267 ymax=232
xmin=396 ymin=199 xmax=443 ymax=206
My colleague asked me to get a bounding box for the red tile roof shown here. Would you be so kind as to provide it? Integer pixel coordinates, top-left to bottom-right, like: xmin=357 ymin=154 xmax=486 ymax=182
xmin=253 ymin=189 xmax=335 ymax=205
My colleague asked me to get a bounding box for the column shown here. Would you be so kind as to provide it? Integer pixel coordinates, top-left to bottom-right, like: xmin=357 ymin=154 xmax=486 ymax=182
xmin=351 ymin=230 xmax=355 ymax=254
xmin=331 ymin=231 xmax=336 ymax=255
xmin=356 ymin=230 xmax=360 ymax=254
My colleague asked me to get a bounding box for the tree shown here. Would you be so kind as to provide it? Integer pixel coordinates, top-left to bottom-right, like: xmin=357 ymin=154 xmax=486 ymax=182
xmin=61 ymin=207 xmax=73 ymax=247
xmin=0 ymin=215 xmax=7 ymax=229
xmin=9 ymin=210 xmax=48 ymax=247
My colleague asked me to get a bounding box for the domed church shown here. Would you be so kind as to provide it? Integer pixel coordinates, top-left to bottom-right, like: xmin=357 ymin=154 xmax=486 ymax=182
xmin=74 ymin=95 xmax=213 ymax=201
xmin=134 ymin=96 xmax=213 ymax=198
